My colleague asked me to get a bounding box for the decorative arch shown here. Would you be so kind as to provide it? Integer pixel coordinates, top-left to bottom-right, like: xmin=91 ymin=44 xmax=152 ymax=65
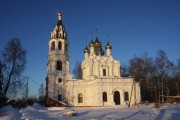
xmin=57 ymin=61 xmax=62 ymax=70
xmin=102 ymin=92 xmax=107 ymax=102
xmin=58 ymin=41 xmax=62 ymax=50
xmin=78 ymin=93 xmax=83 ymax=103
xmin=51 ymin=41 xmax=55 ymax=50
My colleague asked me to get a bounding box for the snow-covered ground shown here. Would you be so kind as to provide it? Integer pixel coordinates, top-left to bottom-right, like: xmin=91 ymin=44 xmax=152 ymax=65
xmin=0 ymin=103 xmax=180 ymax=120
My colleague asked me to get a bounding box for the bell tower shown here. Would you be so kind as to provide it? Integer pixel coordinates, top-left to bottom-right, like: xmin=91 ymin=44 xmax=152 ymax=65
xmin=46 ymin=12 xmax=72 ymax=101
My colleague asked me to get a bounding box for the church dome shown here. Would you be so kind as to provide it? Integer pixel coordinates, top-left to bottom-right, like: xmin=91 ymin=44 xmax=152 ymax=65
xmin=84 ymin=46 xmax=90 ymax=53
xmin=105 ymin=42 xmax=112 ymax=49
xmin=94 ymin=36 xmax=101 ymax=48
xmin=89 ymin=40 xmax=94 ymax=47
xmin=100 ymin=48 xmax=105 ymax=56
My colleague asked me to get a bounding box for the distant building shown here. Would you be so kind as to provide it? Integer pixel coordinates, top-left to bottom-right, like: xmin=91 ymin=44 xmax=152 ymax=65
xmin=45 ymin=12 xmax=141 ymax=106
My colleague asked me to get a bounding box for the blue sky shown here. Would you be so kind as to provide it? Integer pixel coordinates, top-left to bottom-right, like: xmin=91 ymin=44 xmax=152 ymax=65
xmin=0 ymin=0 xmax=180 ymax=96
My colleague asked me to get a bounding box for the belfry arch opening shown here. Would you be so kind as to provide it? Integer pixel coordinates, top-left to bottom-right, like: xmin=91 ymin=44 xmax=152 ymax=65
xmin=58 ymin=41 xmax=62 ymax=50
xmin=51 ymin=41 xmax=55 ymax=50
xmin=114 ymin=91 xmax=120 ymax=105
xmin=57 ymin=61 xmax=62 ymax=70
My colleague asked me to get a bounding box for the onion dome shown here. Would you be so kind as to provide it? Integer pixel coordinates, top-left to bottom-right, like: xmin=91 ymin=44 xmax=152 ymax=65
xmin=84 ymin=46 xmax=90 ymax=53
xmin=94 ymin=36 xmax=101 ymax=48
xmin=100 ymin=48 xmax=105 ymax=56
xmin=105 ymin=42 xmax=112 ymax=49
xmin=89 ymin=40 xmax=94 ymax=47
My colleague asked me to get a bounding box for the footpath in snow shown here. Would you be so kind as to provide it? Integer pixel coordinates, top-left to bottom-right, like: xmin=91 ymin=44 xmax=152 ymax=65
xmin=0 ymin=103 xmax=180 ymax=120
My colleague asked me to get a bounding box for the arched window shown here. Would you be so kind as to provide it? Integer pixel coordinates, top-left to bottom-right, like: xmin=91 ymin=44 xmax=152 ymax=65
xmin=58 ymin=41 xmax=62 ymax=50
xmin=51 ymin=41 xmax=55 ymax=50
xmin=102 ymin=92 xmax=107 ymax=102
xmin=58 ymin=94 xmax=62 ymax=101
xmin=57 ymin=61 xmax=62 ymax=70
xmin=58 ymin=78 xmax=62 ymax=83
xmin=103 ymin=69 xmax=106 ymax=76
xmin=124 ymin=92 xmax=129 ymax=101
xmin=78 ymin=93 xmax=83 ymax=103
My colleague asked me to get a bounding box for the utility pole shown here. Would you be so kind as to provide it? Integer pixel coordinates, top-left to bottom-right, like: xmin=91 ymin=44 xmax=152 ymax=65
xmin=26 ymin=77 xmax=29 ymax=106
xmin=161 ymin=77 xmax=164 ymax=103
xmin=128 ymin=77 xmax=135 ymax=108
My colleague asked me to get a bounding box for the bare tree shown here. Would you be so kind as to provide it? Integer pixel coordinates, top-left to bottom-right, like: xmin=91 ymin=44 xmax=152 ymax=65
xmin=120 ymin=64 xmax=130 ymax=77
xmin=73 ymin=61 xmax=82 ymax=79
xmin=129 ymin=54 xmax=155 ymax=101
xmin=1 ymin=38 xmax=27 ymax=95
xmin=0 ymin=60 xmax=6 ymax=92
xmin=155 ymin=49 xmax=172 ymax=103
xmin=174 ymin=60 xmax=180 ymax=95
xmin=39 ymin=83 xmax=45 ymax=105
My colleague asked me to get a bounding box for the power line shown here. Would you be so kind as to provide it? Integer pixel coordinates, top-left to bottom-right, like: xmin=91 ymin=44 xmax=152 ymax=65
xmin=29 ymin=78 xmax=42 ymax=86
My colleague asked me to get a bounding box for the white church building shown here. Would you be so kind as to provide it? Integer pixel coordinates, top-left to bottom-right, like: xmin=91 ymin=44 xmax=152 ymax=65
xmin=45 ymin=12 xmax=141 ymax=107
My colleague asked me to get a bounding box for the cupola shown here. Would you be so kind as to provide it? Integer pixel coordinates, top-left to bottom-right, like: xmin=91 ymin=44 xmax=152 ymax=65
xmin=84 ymin=46 xmax=90 ymax=53
xmin=105 ymin=42 xmax=112 ymax=49
xmin=89 ymin=40 xmax=94 ymax=47
xmin=105 ymin=42 xmax=112 ymax=56
xmin=50 ymin=12 xmax=67 ymax=39
xmin=84 ymin=46 xmax=90 ymax=59
xmin=100 ymin=48 xmax=105 ymax=56
xmin=94 ymin=36 xmax=101 ymax=48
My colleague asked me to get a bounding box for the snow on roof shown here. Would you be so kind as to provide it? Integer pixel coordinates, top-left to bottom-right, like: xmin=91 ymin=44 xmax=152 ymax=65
xmin=48 ymin=97 xmax=67 ymax=106
xmin=165 ymin=96 xmax=180 ymax=98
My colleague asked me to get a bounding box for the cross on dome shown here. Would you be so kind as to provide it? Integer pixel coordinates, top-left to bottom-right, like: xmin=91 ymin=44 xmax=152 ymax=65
xmin=58 ymin=12 xmax=62 ymax=20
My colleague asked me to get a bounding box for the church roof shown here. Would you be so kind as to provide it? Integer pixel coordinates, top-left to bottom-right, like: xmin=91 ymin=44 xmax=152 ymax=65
xmin=105 ymin=42 xmax=112 ymax=49
xmin=57 ymin=20 xmax=63 ymax=27
xmin=89 ymin=39 xmax=94 ymax=47
xmin=84 ymin=46 xmax=90 ymax=53
xmin=94 ymin=36 xmax=101 ymax=48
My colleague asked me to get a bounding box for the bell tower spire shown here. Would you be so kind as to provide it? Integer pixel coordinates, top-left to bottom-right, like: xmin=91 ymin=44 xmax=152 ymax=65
xmin=58 ymin=12 xmax=62 ymax=20
xmin=46 ymin=12 xmax=72 ymax=101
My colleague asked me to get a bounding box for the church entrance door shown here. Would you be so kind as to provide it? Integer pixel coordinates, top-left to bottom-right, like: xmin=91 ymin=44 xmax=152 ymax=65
xmin=114 ymin=91 xmax=120 ymax=105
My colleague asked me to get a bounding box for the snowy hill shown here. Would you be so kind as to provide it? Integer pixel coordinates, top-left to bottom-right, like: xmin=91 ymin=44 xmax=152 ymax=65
xmin=0 ymin=103 xmax=180 ymax=120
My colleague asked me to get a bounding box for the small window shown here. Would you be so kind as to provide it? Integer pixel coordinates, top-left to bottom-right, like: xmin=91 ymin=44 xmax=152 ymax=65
xmin=51 ymin=41 xmax=55 ymax=50
xmin=59 ymin=78 xmax=62 ymax=83
xmin=103 ymin=92 xmax=107 ymax=102
xmin=103 ymin=69 xmax=106 ymax=76
xmin=124 ymin=92 xmax=129 ymax=101
xmin=78 ymin=93 xmax=83 ymax=103
xmin=57 ymin=61 xmax=62 ymax=70
xmin=58 ymin=94 xmax=62 ymax=101
xmin=58 ymin=42 xmax=62 ymax=50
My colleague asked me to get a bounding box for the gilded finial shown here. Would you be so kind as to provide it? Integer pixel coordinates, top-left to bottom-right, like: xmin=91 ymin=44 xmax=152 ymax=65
xmin=58 ymin=12 xmax=62 ymax=20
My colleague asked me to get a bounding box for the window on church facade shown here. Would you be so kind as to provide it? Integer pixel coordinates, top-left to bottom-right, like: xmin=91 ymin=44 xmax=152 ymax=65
xmin=58 ymin=41 xmax=62 ymax=50
xmin=58 ymin=94 xmax=62 ymax=101
xmin=78 ymin=93 xmax=83 ymax=103
xmin=59 ymin=78 xmax=62 ymax=83
xmin=103 ymin=69 xmax=106 ymax=76
xmin=51 ymin=41 xmax=55 ymax=50
xmin=103 ymin=92 xmax=107 ymax=102
xmin=124 ymin=92 xmax=129 ymax=101
xmin=57 ymin=61 xmax=62 ymax=70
